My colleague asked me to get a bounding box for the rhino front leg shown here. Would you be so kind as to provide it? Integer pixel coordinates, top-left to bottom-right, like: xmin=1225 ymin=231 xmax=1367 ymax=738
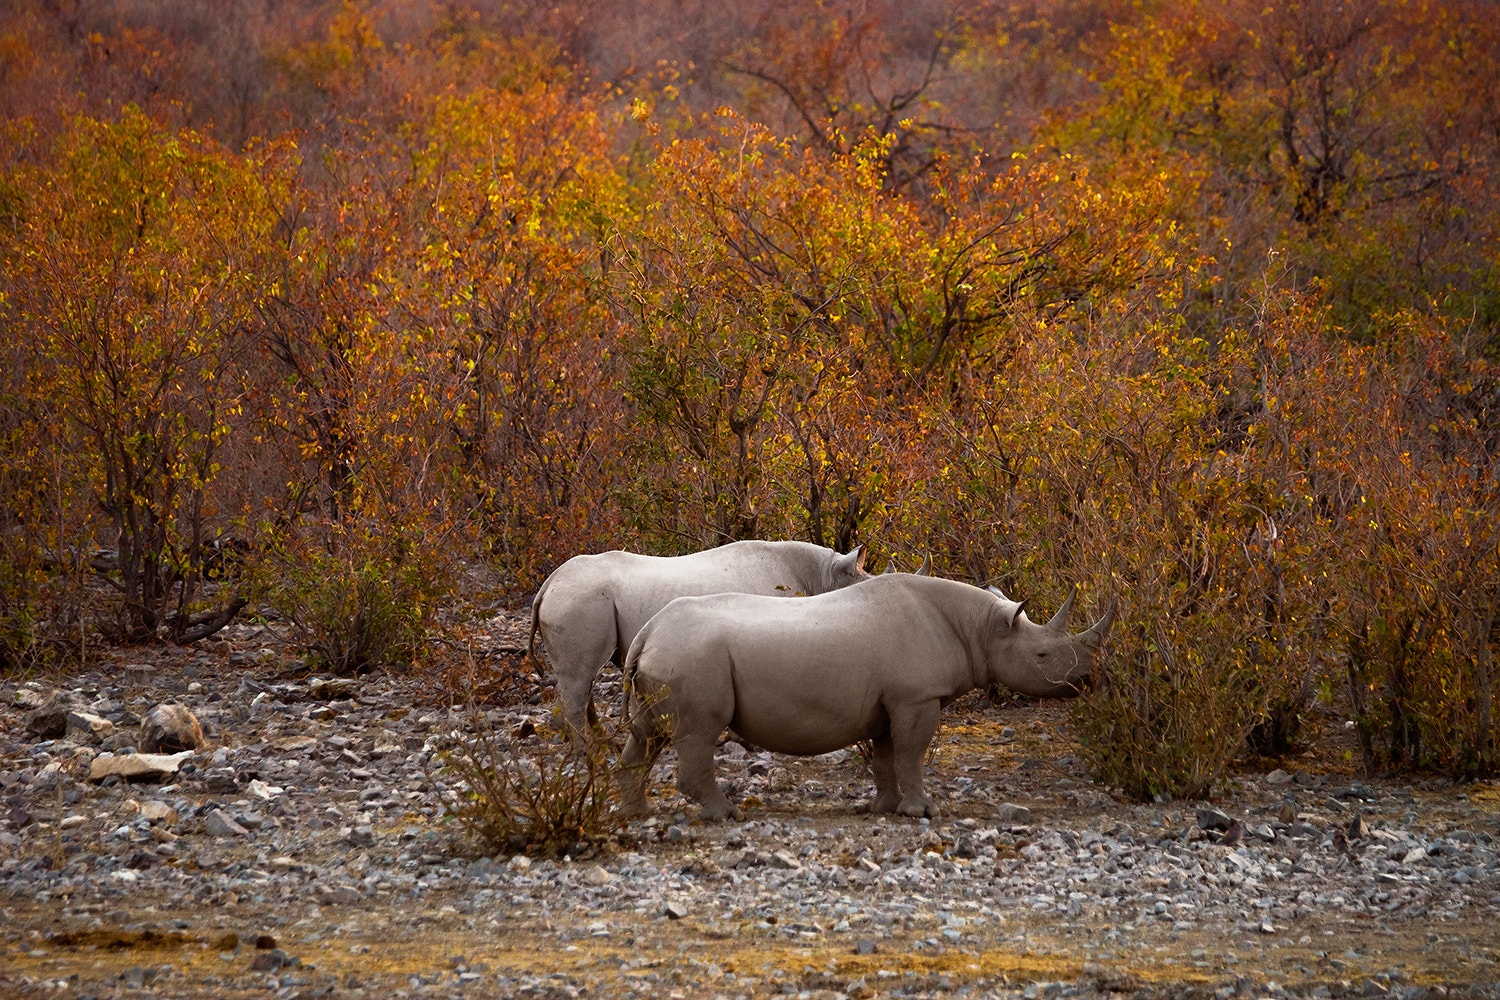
xmin=888 ymin=701 xmax=942 ymax=818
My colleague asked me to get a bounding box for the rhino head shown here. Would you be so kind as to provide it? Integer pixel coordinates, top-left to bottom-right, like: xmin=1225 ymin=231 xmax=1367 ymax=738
xmin=986 ymin=587 xmax=1117 ymax=698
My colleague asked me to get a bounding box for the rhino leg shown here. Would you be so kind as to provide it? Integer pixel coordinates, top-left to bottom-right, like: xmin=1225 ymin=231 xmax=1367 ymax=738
xmin=555 ymin=667 xmax=602 ymax=738
xmin=619 ymin=686 xmax=674 ymax=817
xmin=868 ymin=736 xmax=903 ymax=814
xmin=889 ymin=701 xmax=942 ymax=818
xmin=540 ymin=624 xmax=614 ymax=739
xmin=617 ymin=730 xmax=665 ymax=817
xmin=669 ymin=686 xmax=740 ymax=822
xmin=674 ymin=728 xmax=741 ymax=821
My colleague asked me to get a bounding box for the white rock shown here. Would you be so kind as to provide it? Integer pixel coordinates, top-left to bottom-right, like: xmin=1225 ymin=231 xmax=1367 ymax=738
xmin=89 ymin=751 xmax=194 ymax=782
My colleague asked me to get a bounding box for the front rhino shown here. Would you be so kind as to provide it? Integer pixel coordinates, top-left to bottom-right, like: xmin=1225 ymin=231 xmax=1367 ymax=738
xmin=619 ymin=574 xmax=1116 ymax=821
xmin=527 ymin=540 xmax=869 ymax=736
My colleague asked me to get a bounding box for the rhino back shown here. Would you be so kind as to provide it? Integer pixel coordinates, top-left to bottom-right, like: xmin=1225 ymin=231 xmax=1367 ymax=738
xmin=559 ymin=542 xmax=839 ymax=636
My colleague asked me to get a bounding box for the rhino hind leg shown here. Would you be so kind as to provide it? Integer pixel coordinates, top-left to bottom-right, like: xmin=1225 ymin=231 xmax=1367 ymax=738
xmin=665 ymin=684 xmax=740 ymax=821
xmin=543 ymin=630 xmax=614 ymax=740
xmin=888 ymin=701 xmax=942 ymax=818
xmin=674 ymin=728 xmax=741 ymax=821
xmin=618 ymin=680 xmax=674 ymax=816
xmin=617 ymin=731 xmax=664 ymax=817
xmin=867 ymin=736 xmax=903 ymax=814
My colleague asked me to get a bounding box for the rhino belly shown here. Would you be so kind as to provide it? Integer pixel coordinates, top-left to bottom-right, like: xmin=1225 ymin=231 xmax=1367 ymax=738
xmin=728 ymin=697 xmax=884 ymax=757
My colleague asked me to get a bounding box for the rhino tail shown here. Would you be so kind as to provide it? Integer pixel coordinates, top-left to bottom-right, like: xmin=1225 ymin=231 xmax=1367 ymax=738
xmin=527 ymin=574 xmax=551 ymax=662
xmin=620 ymin=625 xmax=651 ymax=727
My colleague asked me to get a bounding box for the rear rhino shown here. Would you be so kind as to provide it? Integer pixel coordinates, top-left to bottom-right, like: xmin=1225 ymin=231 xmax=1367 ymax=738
xmin=620 ymin=574 xmax=1116 ymax=821
xmin=528 ymin=540 xmax=869 ymax=735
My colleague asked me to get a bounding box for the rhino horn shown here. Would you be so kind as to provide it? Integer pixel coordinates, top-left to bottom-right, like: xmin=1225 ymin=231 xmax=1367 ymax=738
xmin=1045 ymin=586 xmax=1077 ymax=631
xmin=1079 ymin=596 xmax=1119 ymax=647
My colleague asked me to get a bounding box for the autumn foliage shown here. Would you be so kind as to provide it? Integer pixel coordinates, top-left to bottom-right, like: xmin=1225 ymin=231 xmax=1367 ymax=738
xmin=1 ymin=0 xmax=1496 ymax=793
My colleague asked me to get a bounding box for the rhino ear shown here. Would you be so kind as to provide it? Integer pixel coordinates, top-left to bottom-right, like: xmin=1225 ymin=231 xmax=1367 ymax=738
xmin=837 ymin=545 xmax=865 ymax=575
xmin=987 ymin=584 xmax=1012 ymax=602
xmin=916 ymin=553 xmax=932 ymax=576
xmin=1007 ymin=599 xmax=1029 ymax=630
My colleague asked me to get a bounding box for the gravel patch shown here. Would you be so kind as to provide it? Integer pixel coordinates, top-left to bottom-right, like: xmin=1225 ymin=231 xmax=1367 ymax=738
xmin=2 ymin=614 xmax=1498 ymax=998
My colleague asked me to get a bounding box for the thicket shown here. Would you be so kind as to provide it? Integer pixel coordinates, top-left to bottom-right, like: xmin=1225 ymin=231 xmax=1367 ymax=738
xmin=1 ymin=0 xmax=1496 ymax=797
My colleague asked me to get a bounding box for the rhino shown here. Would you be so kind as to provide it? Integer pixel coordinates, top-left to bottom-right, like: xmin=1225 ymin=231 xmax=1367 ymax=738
xmin=619 ymin=573 xmax=1117 ymax=821
xmin=528 ymin=540 xmax=870 ymax=735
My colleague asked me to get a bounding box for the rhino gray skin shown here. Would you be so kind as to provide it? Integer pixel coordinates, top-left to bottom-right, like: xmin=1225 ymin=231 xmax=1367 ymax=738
xmin=619 ymin=574 xmax=1116 ymax=821
xmin=528 ymin=540 xmax=870 ymax=735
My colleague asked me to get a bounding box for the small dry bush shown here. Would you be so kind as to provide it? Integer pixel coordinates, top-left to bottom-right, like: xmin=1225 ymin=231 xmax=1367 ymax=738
xmin=434 ymin=715 xmax=624 ymax=858
xmin=261 ymin=506 xmax=462 ymax=675
xmin=0 ymin=577 xmax=80 ymax=676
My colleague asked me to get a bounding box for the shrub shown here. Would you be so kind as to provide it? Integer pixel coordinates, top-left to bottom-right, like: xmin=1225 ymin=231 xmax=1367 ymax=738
xmin=433 ymin=709 xmax=624 ymax=859
xmin=263 ymin=506 xmax=460 ymax=675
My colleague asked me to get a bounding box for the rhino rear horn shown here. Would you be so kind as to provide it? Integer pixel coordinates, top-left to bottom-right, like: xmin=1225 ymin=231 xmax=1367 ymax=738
xmin=1045 ymin=586 xmax=1078 ymax=631
xmin=1080 ymin=596 xmax=1119 ymax=647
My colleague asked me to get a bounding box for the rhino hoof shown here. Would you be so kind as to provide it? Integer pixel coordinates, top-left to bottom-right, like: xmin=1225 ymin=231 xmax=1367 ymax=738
xmin=897 ymin=799 xmax=937 ymax=819
xmin=698 ymin=802 xmax=742 ymax=822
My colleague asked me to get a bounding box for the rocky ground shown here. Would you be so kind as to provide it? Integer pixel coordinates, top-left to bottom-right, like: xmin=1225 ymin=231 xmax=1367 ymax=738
xmin=2 ymin=612 xmax=1499 ymax=1000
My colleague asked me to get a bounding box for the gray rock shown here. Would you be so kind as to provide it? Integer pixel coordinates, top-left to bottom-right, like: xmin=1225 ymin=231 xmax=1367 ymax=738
xmin=24 ymin=693 xmax=76 ymax=739
xmin=1197 ymin=807 xmax=1235 ymax=832
xmin=12 ymin=682 xmax=51 ymax=709
xmin=66 ymin=710 xmax=116 ymax=744
xmin=123 ymin=663 xmax=158 ymax=686
xmin=205 ymin=808 xmax=250 ymax=837
xmin=997 ymin=802 xmax=1032 ymax=824
xmin=250 ymin=947 xmax=298 ymax=971
xmin=136 ymin=801 xmax=179 ymax=825
xmin=315 ymin=883 xmax=362 ymax=905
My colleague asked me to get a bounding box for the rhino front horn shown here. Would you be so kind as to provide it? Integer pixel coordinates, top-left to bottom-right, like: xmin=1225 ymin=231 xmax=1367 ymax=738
xmin=1045 ymin=587 xmax=1077 ymax=631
